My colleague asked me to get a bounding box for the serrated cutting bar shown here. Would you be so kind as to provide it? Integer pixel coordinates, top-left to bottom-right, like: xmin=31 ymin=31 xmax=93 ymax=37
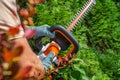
xmin=67 ymin=0 xmax=96 ymax=31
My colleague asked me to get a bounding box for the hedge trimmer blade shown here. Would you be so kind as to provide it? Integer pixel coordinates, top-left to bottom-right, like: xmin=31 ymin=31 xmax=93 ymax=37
xmin=67 ymin=0 xmax=96 ymax=31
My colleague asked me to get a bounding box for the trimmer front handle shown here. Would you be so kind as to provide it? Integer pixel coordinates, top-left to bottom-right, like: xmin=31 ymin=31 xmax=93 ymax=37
xmin=49 ymin=25 xmax=79 ymax=56
xmin=35 ymin=25 xmax=79 ymax=67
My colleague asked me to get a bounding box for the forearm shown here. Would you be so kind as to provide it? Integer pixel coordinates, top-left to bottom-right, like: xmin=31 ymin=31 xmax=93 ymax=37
xmin=11 ymin=37 xmax=45 ymax=78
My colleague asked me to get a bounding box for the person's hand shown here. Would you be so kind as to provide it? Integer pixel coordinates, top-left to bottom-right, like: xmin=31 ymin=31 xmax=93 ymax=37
xmin=27 ymin=25 xmax=55 ymax=39
xmin=37 ymin=41 xmax=60 ymax=70
xmin=40 ymin=52 xmax=54 ymax=69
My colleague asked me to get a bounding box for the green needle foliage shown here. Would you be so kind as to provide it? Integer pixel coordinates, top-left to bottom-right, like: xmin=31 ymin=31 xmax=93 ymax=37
xmin=19 ymin=0 xmax=120 ymax=79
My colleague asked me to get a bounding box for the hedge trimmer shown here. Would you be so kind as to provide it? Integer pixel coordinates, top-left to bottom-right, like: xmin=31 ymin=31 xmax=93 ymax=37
xmin=36 ymin=0 xmax=96 ymax=73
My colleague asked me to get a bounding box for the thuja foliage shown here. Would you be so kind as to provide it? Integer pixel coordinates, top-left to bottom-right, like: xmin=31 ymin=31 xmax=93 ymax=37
xmin=19 ymin=0 xmax=120 ymax=79
xmin=85 ymin=0 xmax=120 ymax=53
xmin=84 ymin=0 xmax=120 ymax=79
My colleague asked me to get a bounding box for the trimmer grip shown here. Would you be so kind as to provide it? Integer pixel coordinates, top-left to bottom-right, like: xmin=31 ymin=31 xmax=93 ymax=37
xmin=49 ymin=25 xmax=79 ymax=55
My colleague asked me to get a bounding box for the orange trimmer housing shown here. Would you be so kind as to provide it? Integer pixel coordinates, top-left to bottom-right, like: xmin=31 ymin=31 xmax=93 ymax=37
xmin=44 ymin=42 xmax=60 ymax=56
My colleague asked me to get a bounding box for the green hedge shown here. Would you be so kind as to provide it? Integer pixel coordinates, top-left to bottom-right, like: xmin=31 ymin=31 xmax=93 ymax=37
xmin=18 ymin=0 xmax=120 ymax=79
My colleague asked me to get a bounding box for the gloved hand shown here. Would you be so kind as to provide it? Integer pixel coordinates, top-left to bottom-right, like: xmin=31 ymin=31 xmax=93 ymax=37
xmin=27 ymin=25 xmax=55 ymax=39
xmin=40 ymin=52 xmax=54 ymax=69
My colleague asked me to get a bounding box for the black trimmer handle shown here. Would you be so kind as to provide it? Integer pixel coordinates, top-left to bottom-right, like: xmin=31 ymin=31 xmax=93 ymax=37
xmin=49 ymin=25 xmax=79 ymax=55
